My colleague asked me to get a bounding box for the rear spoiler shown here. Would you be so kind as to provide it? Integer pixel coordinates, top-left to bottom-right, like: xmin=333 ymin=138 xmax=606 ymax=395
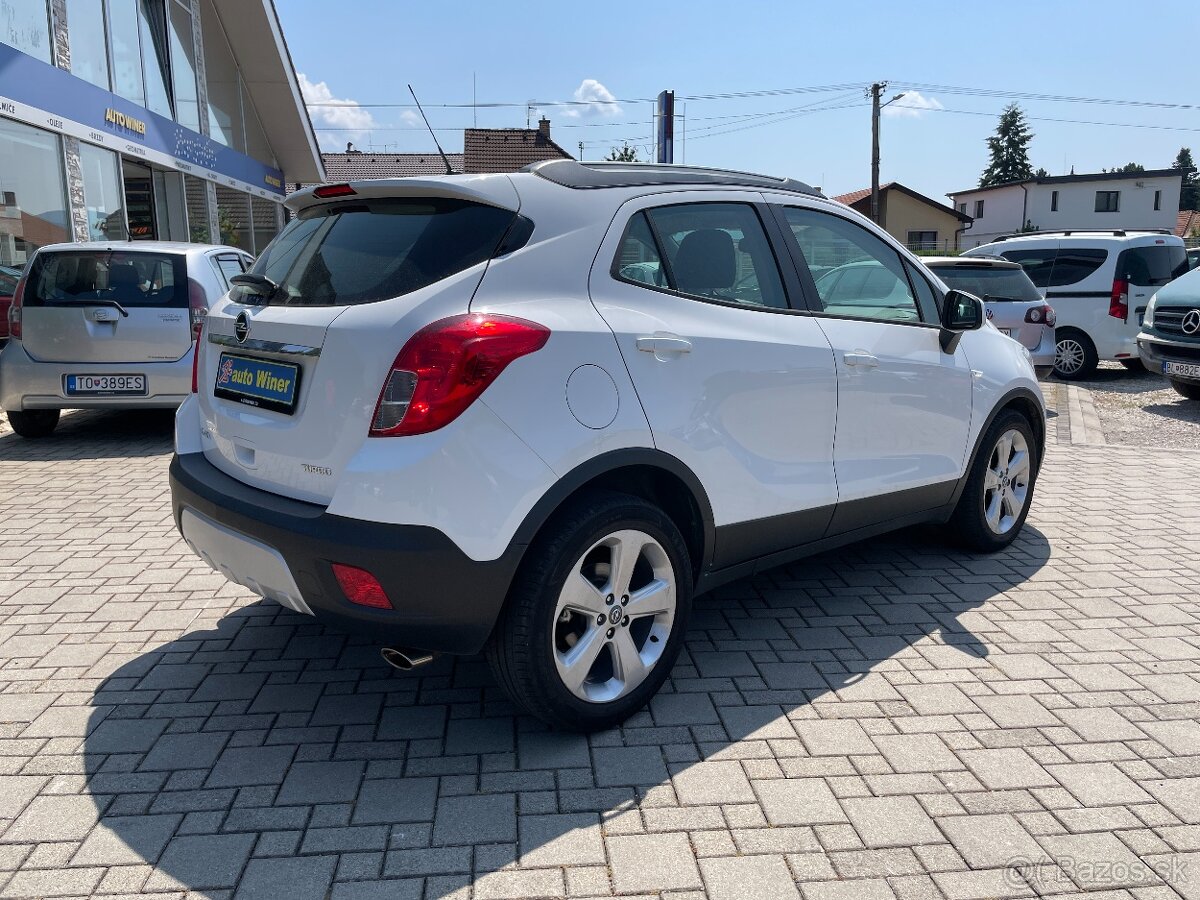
xmin=285 ymin=175 xmax=520 ymax=215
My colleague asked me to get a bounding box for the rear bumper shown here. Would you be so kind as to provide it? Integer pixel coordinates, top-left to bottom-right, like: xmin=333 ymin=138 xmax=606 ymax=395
xmin=1029 ymin=326 xmax=1056 ymax=368
xmin=0 ymin=342 xmax=191 ymax=411
xmin=1138 ymin=335 xmax=1200 ymax=385
xmin=169 ymin=451 xmax=520 ymax=655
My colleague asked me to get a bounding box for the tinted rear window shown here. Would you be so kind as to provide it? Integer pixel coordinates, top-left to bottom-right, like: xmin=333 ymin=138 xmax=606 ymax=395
xmin=1115 ymin=245 xmax=1188 ymax=287
xmin=0 ymin=269 xmax=17 ymax=296
xmin=1047 ymin=249 xmax=1108 ymax=286
xmin=25 ymin=250 xmax=187 ymax=308
xmin=928 ymin=265 xmax=1042 ymax=302
xmin=238 ymin=198 xmax=517 ymax=307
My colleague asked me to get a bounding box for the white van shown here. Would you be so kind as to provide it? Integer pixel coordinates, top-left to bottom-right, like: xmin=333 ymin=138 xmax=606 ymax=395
xmin=964 ymin=231 xmax=1188 ymax=379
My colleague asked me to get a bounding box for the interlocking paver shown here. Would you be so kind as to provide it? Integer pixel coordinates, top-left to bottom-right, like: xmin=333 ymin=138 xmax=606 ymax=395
xmin=1 ymin=409 xmax=1199 ymax=898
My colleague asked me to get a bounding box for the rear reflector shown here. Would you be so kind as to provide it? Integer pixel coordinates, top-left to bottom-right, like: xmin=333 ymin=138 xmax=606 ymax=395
xmin=332 ymin=563 xmax=392 ymax=609
xmin=313 ymin=183 xmax=356 ymax=199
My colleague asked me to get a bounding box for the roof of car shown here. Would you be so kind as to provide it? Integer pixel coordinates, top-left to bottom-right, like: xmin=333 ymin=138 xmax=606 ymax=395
xmin=525 ymin=159 xmax=822 ymax=196
xmin=33 ymin=241 xmax=245 ymax=255
xmin=922 ymin=256 xmax=1022 ymax=268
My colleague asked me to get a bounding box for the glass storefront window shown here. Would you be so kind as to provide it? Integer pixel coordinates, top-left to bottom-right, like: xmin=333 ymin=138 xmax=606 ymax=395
xmin=0 ymin=119 xmax=70 ymax=266
xmin=65 ymin=0 xmax=110 ymax=89
xmin=201 ymin=0 xmax=242 ymax=150
xmin=138 ymin=0 xmax=173 ymax=118
xmin=214 ymin=185 xmax=250 ymax=251
xmin=107 ymin=0 xmax=144 ymax=106
xmin=184 ymin=174 xmax=210 ymax=242
xmin=2 ymin=0 xmax=52 ymax=64
xmin=79 ymin=142 xmax=126 ymax=240
xmin=250 ymin=195 xmax=279 ymax=255
xmin=168 ymin=0 xmax=199 ymax=131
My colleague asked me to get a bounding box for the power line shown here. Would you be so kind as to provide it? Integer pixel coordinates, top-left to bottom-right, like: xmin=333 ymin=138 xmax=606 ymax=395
xmin=892 ymin=82 xmax=1200 ymax=113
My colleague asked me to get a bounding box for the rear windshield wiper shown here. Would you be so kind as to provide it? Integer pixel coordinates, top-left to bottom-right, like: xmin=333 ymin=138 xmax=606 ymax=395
xmin=42 ymin=298 xmax=129 ymax=317
xmin=229 ymin=273 xmax=283 ymax=304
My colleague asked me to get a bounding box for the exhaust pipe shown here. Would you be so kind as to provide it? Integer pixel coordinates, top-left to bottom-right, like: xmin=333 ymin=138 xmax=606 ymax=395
xmin=381 ymin=647 xmax=435 ymax=671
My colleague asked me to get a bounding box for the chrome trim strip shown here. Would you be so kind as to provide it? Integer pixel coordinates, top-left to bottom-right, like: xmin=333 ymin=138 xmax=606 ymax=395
xmin=207 ymin=333 xmax=321 ymax=357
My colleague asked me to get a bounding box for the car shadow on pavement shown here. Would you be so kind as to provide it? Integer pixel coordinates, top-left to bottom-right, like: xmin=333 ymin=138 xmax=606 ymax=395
xmin=0 ymin=409 xmax=175 ymax=461
xmin=81 ymin=524 xmax=1051 ymax=896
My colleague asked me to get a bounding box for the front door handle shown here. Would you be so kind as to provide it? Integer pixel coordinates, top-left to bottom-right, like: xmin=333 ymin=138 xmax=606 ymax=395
xmin=843 ymin=351 xmax=879 ymax=368
xmin=636 ymin=335 xmax=692 ymax=355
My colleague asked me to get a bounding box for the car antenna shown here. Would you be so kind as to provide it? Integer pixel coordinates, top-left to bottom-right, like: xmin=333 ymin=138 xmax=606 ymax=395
xmin=408 ymin=84 xmax=455 ymax=175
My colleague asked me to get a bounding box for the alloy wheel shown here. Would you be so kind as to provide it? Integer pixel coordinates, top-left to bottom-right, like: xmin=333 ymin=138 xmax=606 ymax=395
xmin=1055 ymin=338 xmax=1086 ymax=376
xmin=551 ymin=529 xmax=676 ymax=704
xmin=983 ymin=428 xmax=1031 ymax=535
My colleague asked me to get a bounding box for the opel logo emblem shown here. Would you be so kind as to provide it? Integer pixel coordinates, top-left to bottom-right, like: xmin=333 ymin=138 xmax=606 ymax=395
xmin=234 ymin=311 xmax=250 ymax=343
xmin=1183 ymin=309 xmax=1200 ymax=335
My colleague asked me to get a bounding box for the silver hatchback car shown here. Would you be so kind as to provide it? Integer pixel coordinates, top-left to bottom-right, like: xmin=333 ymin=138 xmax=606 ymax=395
xmin=1 ymin=241 xmax=252 ymax=438
xmin=922 ymin=256 xmax=1056 ymax=374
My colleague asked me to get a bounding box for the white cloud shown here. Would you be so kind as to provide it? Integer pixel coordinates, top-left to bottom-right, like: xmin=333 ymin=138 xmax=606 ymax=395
xmin=298 ymin=73 xmax=376 ymax=148
xmin=561 ymin=78 xmax=622 ymax=119
xmin=882 ymin=90 xmax=943 ymax=119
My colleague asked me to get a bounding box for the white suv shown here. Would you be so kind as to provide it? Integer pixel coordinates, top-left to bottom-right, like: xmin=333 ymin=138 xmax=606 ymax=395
xmin=171 ymin=162 xmax=1045 ymax=731
xmin=964 ymin=231 xmax=1189 ymax=379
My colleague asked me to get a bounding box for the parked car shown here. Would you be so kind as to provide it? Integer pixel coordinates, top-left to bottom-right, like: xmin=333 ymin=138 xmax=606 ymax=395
xmin=170 ymin=161 xmax=1045 ymax=731
xmin=921 ymin=256 xmax=1056 ymax=374
xmin=964 ymin=231 xmax=1189 ymax=379
xmin=1139 ymin=264 xmax=1200 ymax=400
xmin=1 ymin=241 xmax=253 ymax=437
xmin=0 ymin=264 xmax=22 ymax=345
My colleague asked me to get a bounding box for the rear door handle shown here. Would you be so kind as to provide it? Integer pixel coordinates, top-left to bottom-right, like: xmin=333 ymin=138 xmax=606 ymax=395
xmin=843 ymin=351 xmax=879 ymax=368
xmin=636 ymin=335 xmax=692 ymax=354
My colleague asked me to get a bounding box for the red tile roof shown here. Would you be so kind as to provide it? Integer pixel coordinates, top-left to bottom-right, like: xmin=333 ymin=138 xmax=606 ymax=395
xmin=832 ymin=184 xmax=890 ymax=206
xmin=1177 ymin=209 xmax=1200 ymax=238
xmin=462 ymin=126 xmax=573 ymax=174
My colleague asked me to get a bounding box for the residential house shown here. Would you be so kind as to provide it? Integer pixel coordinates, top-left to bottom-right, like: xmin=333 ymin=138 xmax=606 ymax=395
xmin=832 ymin=183 xmax=973 ymax=251
xmin=947 ymin=169 xmax=1182 ymax=248
xmin=1176 ymin=209 xmax=1200 ymax=244
xmin=463 ymin=117 xmax=573 ymax=173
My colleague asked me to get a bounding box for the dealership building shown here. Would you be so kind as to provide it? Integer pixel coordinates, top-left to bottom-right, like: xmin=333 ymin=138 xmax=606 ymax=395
xmin=0 ymin=0 xmax=323 ymax=266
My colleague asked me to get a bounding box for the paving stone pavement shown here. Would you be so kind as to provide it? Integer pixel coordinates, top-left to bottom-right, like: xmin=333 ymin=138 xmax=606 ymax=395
xmin=0 ymin=407 xmax=1199 ymax=899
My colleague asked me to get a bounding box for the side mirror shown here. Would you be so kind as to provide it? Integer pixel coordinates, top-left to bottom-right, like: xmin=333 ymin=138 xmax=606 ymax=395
xmin=940 ymin=289 xmax=984 ymax=352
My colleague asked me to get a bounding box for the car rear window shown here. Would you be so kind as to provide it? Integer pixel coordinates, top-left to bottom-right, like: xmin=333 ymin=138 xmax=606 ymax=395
xmin=928 ymin=265 xmax=1042 ymax=302
xmin=1115 ymin=245 xmax=1188 ymax=287
xmin=25 ymin=250 xmax=187 ymax=308
xmin=237 ymin=197 xmax=517 ymax=307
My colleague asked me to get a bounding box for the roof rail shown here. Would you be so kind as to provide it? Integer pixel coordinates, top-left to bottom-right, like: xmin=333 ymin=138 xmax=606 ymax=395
xmin=524 ymin=159 xmax=821 ymax=196
xmin=989 ymin=228 xmax=1174 ymax=241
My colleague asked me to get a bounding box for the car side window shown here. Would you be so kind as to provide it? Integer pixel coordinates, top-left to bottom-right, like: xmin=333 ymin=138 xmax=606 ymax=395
xmin=616 ymin=203 xmax=788 ymax=310
xmin=904 ymin=260 xmax=942 ymax=321
xmin=997 ymin=249 xmax=1057 ymax=288
xmin=213 ymin=254 xmax=246 ymax=290
xmin=780 ymin=207 xmax=922 ymax=323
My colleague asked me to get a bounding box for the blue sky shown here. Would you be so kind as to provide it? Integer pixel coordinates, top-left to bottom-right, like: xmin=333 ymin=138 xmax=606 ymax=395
xmin=278 ymin=0 xmax=1200 ymax=202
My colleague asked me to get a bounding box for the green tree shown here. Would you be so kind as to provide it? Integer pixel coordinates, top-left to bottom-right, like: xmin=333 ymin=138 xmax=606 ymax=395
xmin=1034 ymin=167 xmax=1049 ymax=178
xmin=1102 ymin=163 xmax=1144 ymax=174
xmin=979 ymin=104 xmax=1034 ymax=187
xmin=1174 ymin=147 xmax=1198 ymax=211
xmin=606 ymin=143 xmax=639 ymax=162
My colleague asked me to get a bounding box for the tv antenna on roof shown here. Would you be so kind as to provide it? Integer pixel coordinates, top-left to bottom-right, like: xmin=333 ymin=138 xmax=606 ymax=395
xmin=407 ymin=84 xmax=455 ymax=175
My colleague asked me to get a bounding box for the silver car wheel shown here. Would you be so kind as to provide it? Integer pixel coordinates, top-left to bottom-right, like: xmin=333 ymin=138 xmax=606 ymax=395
xmin=983 ymin=428 xmax=1031 ymax=535
xmin=1055 ymin=338 xmax=1086 ymax=376
xmin=551 ymin=529 xmax=676 ymax=704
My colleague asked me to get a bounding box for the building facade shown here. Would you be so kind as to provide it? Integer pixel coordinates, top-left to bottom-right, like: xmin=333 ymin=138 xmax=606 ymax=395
xmin=833 ymin=182 xmax=973 ymax=251
xmin=948 ymin=170 xmax=1183 ymax=248
xmin=0 ymin=0 xmax=322 ymax=267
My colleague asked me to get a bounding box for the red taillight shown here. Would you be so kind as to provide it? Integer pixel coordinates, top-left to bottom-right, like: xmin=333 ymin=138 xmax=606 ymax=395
xmin=188 ymin=278 xmax=208 ymax=339
xmin=8 ymin=274 xmax=25 ymax=340
xmin=190 ymin=316 xmax=203 ymax=393
xmin=332 ymin=563 xmax=392 ymax=609
xmin=369 ymin=314 xmax=550 ymax=437
xmin=313 ymin=184 xmax=356 ymax=199
xmin=1025 ymin=304 xmax=1056 ymax=327
xmin=1109 ymin=278 xmax=1129 ymax=321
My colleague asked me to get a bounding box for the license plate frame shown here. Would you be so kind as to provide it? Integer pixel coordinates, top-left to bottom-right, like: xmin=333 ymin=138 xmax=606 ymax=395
xmin=213 ymin=353 xmax=301 ymax=415
xmin=1163 ymin=360 xmax=1200 ymax=379
xmin=64 ymin=374 xmax=146 ymax=396
xmin=998 ymin=327 xmax=1012 ymax=336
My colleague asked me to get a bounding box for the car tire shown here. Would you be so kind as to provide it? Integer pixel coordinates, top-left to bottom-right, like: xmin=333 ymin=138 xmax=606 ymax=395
xmin=6 ymin=409 xmax=60 ymax=438
xmin=486 ymin=490 xmax=692 ymax=732
xmin=948 ymin=409 xmax=1039 ymax=553
xmin=1119 ymin=358 xmax=1146 ymax=372
xmin=1170 ymin=379 xmax=1200 ymax=401
xmin=1053 ymin=329 xmax=1098 ymax=380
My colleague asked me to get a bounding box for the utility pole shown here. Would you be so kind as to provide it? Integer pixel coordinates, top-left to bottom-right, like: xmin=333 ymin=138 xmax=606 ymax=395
xmin=869 ymin=82 xmax=885 ymax=226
